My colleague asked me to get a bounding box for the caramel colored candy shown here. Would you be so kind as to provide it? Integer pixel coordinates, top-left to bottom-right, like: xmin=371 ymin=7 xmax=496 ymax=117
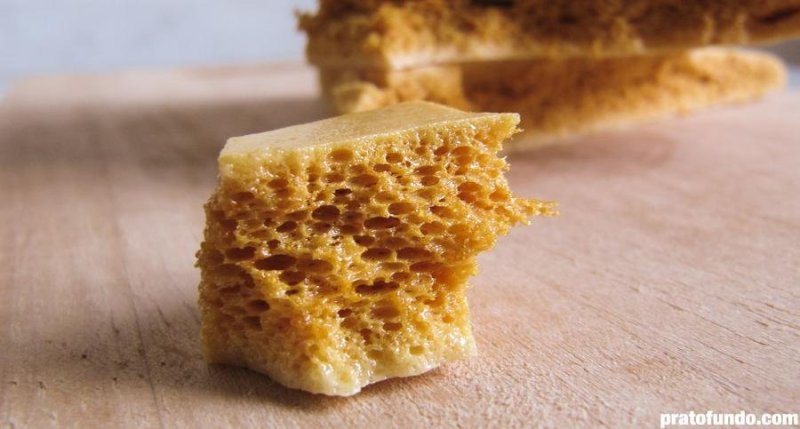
xmin=196 ymin=102 xmax=554 ymax=396
xmin=320 ymin=49 xmax=786 ymax=149
xmin=299 ymin=0 xmax=800 ymax=69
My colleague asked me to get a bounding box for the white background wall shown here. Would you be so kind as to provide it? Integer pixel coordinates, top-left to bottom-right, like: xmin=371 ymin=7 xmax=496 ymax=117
xmin=0 ymin=0 xmax=315 ymax=92
xmin=1 ymin=0 xmax=798 ymax=94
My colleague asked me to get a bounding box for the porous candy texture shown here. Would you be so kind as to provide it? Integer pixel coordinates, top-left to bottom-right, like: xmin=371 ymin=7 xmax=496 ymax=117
xmin=299 ymin=0 xmax=800 ymax=69
xmin=197 ymin=104 xmax=553 ymax=396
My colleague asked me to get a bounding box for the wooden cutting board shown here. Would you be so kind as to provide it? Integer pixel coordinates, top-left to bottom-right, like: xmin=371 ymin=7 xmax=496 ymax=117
xmin=1 ymin=63 xmax=798 ymax=428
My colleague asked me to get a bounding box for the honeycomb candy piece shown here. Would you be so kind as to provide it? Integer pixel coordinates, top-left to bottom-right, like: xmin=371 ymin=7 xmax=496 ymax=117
xmin=299 ymin=0 xmax=800 ymax=69
xmin=320 ymin=49 xmax=786 ymax=149
xmin=196 ymin=101 xmax=554 ymax=396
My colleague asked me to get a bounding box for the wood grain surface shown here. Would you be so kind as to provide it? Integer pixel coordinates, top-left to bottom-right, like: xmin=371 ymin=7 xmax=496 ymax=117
xmin=1 ymin=63 xmax=798 ymax=428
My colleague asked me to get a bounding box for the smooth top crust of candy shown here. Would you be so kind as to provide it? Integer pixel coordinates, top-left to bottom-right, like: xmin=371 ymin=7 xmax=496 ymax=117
xmin=223 ymin=101 xmax=517 ymax=154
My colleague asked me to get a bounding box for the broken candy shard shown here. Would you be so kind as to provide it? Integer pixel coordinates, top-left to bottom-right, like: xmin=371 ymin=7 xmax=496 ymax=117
xmin=319 ymin=49 xmax=786 ymax=150
xmin=299 ymin=0 xmax=800 ymax=69
xmin=196 ymin=101 xmax=554 ymax=396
